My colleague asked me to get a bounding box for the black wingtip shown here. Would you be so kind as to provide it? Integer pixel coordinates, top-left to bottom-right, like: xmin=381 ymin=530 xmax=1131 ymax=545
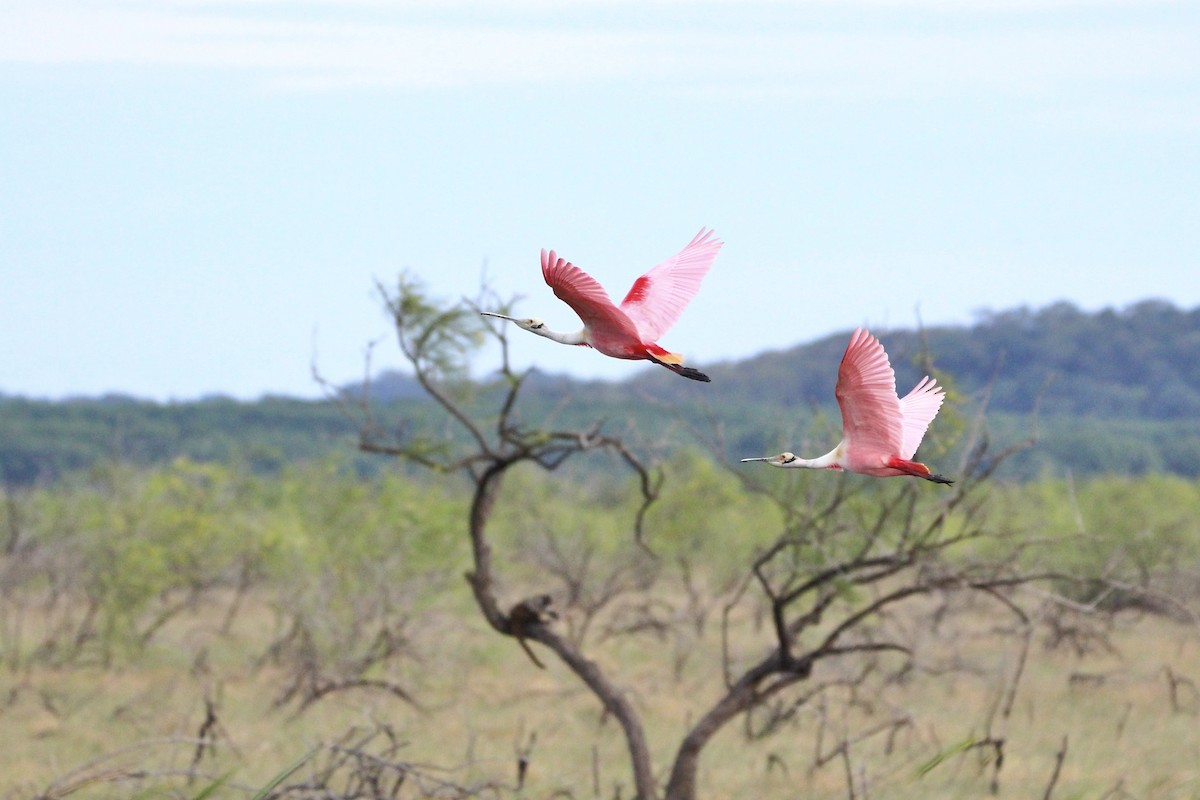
xmin=928 ymin=474 xmax=955 ymax=486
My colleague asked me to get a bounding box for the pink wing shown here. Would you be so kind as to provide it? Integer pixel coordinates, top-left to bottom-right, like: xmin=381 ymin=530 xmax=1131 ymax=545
xmin=896 ymin=376 xmax=945 ymax=459
xmin=619 ymin=228 xmax=722 ymax=343
xmin=541 ymin=249 xmax=644 ymax=349
xmin=835 ymin=328 xmax=904 ymax=459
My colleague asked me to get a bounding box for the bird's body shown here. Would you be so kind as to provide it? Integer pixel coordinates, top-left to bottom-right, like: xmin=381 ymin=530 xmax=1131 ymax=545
xmin=482 ymin=229 xmax=722 ymax=381
xmin=742 ymin=328 xmax=952 ymax=484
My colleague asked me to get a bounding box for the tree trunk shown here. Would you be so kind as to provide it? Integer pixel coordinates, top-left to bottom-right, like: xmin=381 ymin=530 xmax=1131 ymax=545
xmin=664 ymin=654 xmax=803 ymax=800
xmin=663 ymin=691 xmax=748 ymax=800
xmin=541 ymin=629 xmax=657 ymax=798
xmin=466 ymin=461 xmax=658 ymax=799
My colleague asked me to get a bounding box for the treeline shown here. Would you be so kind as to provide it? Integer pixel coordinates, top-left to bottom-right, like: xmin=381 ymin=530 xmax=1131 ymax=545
xmin=0 ymin=395 xmax=372 ymax=484
xmin=2 ymin=299 xmax=1198 ymax=484
xmin=683 ymin=299 xmax=1200 ymax=419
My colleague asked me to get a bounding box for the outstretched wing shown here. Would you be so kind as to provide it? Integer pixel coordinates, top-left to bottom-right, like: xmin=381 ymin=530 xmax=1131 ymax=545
xmin=619 ymin=228 xmax=722 ymax=343
xmin=835 ymin=328 xmax=904 ymax=459
xmin=541 ymin=249 xmax=642 ymax=344
xmin=896 ymin=376 xmax=945 ymax=459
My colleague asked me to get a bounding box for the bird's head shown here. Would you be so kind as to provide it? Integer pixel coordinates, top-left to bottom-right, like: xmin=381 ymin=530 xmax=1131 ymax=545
xmin=481 ymin=311 xmax=547 ymax=333
xmin=740 ymin=452 xmax=799 ymax=468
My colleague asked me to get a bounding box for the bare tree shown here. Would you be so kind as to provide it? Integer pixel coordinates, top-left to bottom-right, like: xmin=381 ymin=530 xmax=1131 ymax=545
xmin=333 ymin=275 xmax=1088 ymax=800
xmin=661 ymin=468 xmax=1052 ymax=797
xmin=326 ymin=276 xmax=664 ymax=797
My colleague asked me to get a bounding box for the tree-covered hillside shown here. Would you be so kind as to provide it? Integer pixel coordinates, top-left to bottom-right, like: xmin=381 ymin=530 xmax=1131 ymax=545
xmin=624 ymin=299 xmax=1200 ymax=418
xmin=3 ymin=299 xmax=1198 ymax=483
xmin=0 ymin=395 xmax=376 ymax=484
xmin=611 ymin=299 xmax=1200 ymax=476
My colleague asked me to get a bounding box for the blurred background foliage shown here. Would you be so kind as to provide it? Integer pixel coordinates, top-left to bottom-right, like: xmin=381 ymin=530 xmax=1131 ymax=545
xmin=4 ymin=299 xmax=1199 ymax=485
xmin=4 ymin=454 xmax=1197 ymax=672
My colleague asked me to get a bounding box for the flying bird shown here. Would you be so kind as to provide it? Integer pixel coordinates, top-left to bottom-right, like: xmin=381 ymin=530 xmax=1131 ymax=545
xmin=741 ymin=328 xmax=953 ymax=484
xmin=481 ymin=228 xmax=722 ymax=382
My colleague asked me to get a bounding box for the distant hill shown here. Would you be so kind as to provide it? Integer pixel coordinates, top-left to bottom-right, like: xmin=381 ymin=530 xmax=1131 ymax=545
xmin=0 ymin=395 xmax=372 ymax=484
xmin=620 ymin=299 xmax=1200 ymax=476
xmin=3 ymin=299 xmax=1198 ymax=483
xmin=620 ymin=298 xmax=1200 ymax=417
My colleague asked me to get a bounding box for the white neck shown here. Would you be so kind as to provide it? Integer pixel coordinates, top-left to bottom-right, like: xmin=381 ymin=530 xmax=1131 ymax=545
xmin=783 ymin=446 xmax=842 ymax=470
xmin=532 ymin=326 xmax=588 ymax=346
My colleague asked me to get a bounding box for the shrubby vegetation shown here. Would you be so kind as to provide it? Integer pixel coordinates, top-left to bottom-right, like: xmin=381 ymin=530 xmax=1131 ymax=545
xmin=0 ymin=457 xmax=466 ymax=671
xmin=2 ymin=455 xmax=1198 ymax=797
xmin=7 ymin=457 xmax=1198 ymax=655
xmin=980 ymin=473 xmax=1200 ymax=611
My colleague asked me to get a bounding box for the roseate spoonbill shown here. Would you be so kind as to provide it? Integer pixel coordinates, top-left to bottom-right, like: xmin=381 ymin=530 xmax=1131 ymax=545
xmin=481 ymin=228 xmax=722 ymax=382
xmin=741 ymin=328 xmax=953 ymax=484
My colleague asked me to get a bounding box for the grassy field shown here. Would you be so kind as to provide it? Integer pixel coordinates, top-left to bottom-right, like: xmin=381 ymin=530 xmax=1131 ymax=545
xmin=4 ymin=458 xmax=1199 ymax=799
xmin=4 ymin=583 xmax=1198 ymax=800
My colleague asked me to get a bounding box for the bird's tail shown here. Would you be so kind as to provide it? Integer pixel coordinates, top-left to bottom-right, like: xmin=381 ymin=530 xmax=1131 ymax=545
xmin=886 ymin=456 xmax=954 ymax=485
xmin=646 ymin=352 xmax=711 ymax=382
xmin=666 ymin=363 xmax=712 ymax=382
xmin=645 ymin=345 xmax=711 ymax=382
xmin=644 ymin=344 xmax=685 ymax=365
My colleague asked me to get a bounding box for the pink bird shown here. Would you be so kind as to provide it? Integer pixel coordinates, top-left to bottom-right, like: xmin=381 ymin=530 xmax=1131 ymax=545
xmin=482 ymin=229 xmax=722 ymax=381
xmin=741 ymin=328 xmax=953 ymax=484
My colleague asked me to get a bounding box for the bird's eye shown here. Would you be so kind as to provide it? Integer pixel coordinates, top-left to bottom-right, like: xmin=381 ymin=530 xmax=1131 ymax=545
xmin=782 ymin=454 xmax=797 ymax=464
xmin=530 ymin=322 xmax=544 ymax=330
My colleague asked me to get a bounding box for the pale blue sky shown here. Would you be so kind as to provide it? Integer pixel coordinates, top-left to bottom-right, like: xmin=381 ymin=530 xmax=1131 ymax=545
xmin=2 ymin=1 xmax=1197 ymax=401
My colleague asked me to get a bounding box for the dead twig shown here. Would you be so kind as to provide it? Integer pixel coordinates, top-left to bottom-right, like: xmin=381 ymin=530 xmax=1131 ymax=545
xmin=1042 ymin=735 xmax=1069 ymax=800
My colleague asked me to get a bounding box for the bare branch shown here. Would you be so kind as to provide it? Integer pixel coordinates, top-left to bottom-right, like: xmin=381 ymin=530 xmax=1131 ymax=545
xmin=1042 ymin=735 xmax=1069 ymax=800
